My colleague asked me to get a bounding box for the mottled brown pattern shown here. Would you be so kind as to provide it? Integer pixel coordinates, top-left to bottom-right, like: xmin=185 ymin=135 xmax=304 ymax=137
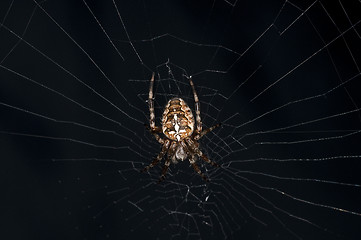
xmin=144 ymin=74 xmax=221 ymax=182
xmin=162 ymin=97 xmax=194 ymax=141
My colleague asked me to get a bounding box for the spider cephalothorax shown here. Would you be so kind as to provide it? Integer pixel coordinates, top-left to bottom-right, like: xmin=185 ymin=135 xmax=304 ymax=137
xmin=142 ymin=73 xmax=221 ymax=182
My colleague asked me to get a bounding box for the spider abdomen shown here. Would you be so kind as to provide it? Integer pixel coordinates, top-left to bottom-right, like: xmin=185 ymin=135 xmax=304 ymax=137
xmin=162 ymin=98 xmax=195 ymax=141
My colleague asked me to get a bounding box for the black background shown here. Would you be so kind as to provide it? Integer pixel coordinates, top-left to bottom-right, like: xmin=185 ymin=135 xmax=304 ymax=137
xmin=1 ymin=0 xmax=361 ymax=239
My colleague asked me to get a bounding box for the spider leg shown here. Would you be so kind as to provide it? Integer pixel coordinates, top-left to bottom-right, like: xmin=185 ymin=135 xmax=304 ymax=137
xmin=197 ymin=151 xmax=220 ymax=168
xmin=185 ymin=138 xmax=220 ymax=168
xmin=144 ymin=123 xmax=162 ymax=132
xmin=189 ymin=155 xmax=208 ymax=181
xmin=158 ymin=142 xmax=177 ymax=183
xmin=194 ymin=123 xmax=222 ymax=140
xmin=146 ymin=73 xmax=165 ymax=144
xmin=148 ymin=72 xmax=156 ymax=129
xmin=141 ymin=139 xmax=170 ymax=172
xmin=189 ymin=76 xmax=202 ymax=134
xmin=158 ymin=158 xmax=171 ymax=183
xmin=179 ymin=140 xmax=207 ymax=181
xmin=144 ymin=123 xmax=164 ymax=144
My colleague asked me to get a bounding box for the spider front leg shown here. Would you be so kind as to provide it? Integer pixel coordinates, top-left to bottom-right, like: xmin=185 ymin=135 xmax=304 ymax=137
xmin=141 ymin=139 xmax=170 ymax=172
xmin=180 ymin=140 xmax=208 ymax=181
xmin=188 ymin=153 xmax=208 ymax=181
xmin=158 ymin=142 xmax=177 ymax=183
xmin=185 ymin=138 xmax=220 ymax=168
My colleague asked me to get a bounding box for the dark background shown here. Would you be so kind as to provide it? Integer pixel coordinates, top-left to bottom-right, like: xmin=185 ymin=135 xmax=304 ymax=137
xmin=1 ymin=0 xmax=361 ymax=239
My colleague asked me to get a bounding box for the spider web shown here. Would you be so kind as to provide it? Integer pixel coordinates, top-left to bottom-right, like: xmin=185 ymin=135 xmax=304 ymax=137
xmin=1 ymin=0 xmax=361 ymax=239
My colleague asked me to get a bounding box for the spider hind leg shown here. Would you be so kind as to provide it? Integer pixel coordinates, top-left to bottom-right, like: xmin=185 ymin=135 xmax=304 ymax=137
xmin=144 ymin=123 xmax=164 ymax=144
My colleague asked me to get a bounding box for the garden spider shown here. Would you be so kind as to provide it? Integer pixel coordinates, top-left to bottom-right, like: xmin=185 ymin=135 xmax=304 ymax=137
xmin=142 ymin=73 xmax=221 ymax=182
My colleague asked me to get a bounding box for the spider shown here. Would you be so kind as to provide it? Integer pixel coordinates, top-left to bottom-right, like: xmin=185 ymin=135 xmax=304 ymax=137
xmin=142 ymin=73 xmax=221 ymax=182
